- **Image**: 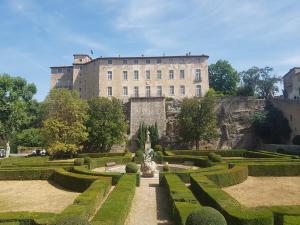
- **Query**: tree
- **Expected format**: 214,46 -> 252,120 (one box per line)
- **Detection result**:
42,89 -> 88,157
0,74 -> 38,146
251,102 -> 291,144
15,128 -> 44,147
208,60 -> 240,95
238,66 -> 280,98
178,95 -> 218,150
86,97 -> 127,152
149,122 -> 159,148
136,122 -> 148,150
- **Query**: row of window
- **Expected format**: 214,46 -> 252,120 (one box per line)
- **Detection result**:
107,69 -> 202,81
52,68 -> 72,73
107,85 -> 202,97
108,58 -> 162,65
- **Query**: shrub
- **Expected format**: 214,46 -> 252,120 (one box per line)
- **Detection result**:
134,150 -> 144,163
293,135 -> 300,145
154,151 -> 164,163
154,144 -> 163,152
125,162 -> 138,173
163,164 -> 170,172
185,207 -> 227,225
74,158 -> 84,166
83,157 -> 91,164
54,215 -> 90,225
208,153 -> 222,162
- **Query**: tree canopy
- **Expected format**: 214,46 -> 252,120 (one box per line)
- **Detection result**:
178,95 -> 218,149
0,74 -> 38,145
42,89 -> 88,157
86,97 -> 127,152
208,60 -> 240,95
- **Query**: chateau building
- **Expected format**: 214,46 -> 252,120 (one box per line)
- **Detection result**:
283,67 -> 300,100
50,54 -> 209,100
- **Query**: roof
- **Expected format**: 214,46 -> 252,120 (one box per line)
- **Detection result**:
283,67 -> 300,78
73,54 -> 93,60
49,65 -> 73,69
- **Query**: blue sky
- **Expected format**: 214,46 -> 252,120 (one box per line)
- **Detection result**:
0,0 -> 299,101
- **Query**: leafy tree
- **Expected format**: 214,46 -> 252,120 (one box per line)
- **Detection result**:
136,122 -> 147,150
15,128 -> 44,147
86,97 -> 127,152
251,102 -> 291,144
42,89 -> 88,157
208,60 -> 240,95
0,74 -> 38,145
149,122 -> 159,148
178,95 -> 218,150
238,66 -> 280,98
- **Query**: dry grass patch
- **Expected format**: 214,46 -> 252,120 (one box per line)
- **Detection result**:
0,180 -> 80,213
223,176 -> 300,207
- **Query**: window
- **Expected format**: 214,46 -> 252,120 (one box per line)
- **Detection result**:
134,86 -> 139,97
107,87 -> 112,96
107,71 -> 112,80
195,69 -> 201,82
169,70 -> 174,80
180,85 -> 185,96
169,85 -> 174,96
157,58 -> 161,64
146,70 -> 151,80
58,68 -> 62,73
67,68 -> 71,72
56,78 -> 62,88
123,71 -> 128,80
146,59 -> 151,64
146,86 -> 151,97
298,76 -> 300,82
123,59 -> 127,64
157,86 -> 162,97
134,59 -> 139,64
123,86 -> 128,96
79,66 -> 83,70
196,85 -> 201,97
157,70 -> 162,80
108,59 -> 112,64
180,70 -> 185,79
134,70 -> 139,80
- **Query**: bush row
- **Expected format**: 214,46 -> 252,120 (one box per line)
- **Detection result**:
190,174 -> 274,225
160,174 -> 201,225
163,155 -> 210,167
0,212 -> 55,225
54,179 -> 111,223
52,168 -> 111,192
89,153 -> 133,169
91,174 -> 136,225
0,168 -> 55,180
164,149 -> 246,157
77,152 -> 126,158
248,163 -> 300,176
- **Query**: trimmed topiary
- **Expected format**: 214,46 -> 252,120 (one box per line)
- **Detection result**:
74,158 -> 84,166
154,144 -> 163,152
186,207 -> 227,225
83,157 -> 91,164
162,164 -> 169,172
125,162 -> 138,173
134,150 -> 144,163
208,152 -> 223,162
54,215 -> 90,225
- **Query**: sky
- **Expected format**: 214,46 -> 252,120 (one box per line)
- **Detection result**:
0,0 -> 299,101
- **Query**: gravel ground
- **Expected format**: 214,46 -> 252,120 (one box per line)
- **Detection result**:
0,180 -> 79,213
223,176 -> 300,207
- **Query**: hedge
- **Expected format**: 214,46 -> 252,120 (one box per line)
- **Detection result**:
0,168 -> 55,180
54,179 -> 111,223
88,153 -> 133,169
283,215 -> 300,225
161,174 -> 201,225
163,155 -> 210,167
164,149 -> 246,157
248,164 -> 300,176
190,174 -> 274,225
91,174 -> 136,225
52,169 -> 111,192
204,166 -> 248,187
77,152 -> 126,158
0,212 -> 55,225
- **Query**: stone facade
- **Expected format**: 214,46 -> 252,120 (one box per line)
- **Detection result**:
50,54 -> 210,100
283,67 -> 300,100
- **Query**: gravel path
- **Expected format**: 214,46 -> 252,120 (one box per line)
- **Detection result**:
125,178 -> 173,225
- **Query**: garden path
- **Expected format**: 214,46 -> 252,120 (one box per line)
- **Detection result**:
125,178 -> 173,225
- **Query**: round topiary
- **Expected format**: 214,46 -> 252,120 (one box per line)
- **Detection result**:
54,215 -> 90,225
208,153 -> 223,162
186,207 -> 227,225
293,135 -> 300,145
74,158 -> 84,166
83,156 -> 91,164
162,164 -> 170,172
125,162 -> 138,173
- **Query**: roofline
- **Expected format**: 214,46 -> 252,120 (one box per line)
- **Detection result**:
73,54 -> 93,60
50,66 -> 73,69
283,67 -> 300,78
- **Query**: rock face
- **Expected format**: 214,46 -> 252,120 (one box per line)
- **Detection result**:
164,97 -> 266,149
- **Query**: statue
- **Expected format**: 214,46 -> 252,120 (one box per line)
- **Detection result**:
6,142 -> 10,158
140,130 -> 157,177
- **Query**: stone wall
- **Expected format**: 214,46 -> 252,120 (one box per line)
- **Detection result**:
270,99 -> 300,142
164,97 -> 266,149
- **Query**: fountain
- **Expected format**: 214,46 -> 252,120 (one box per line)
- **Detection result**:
140,131 -> 157,177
